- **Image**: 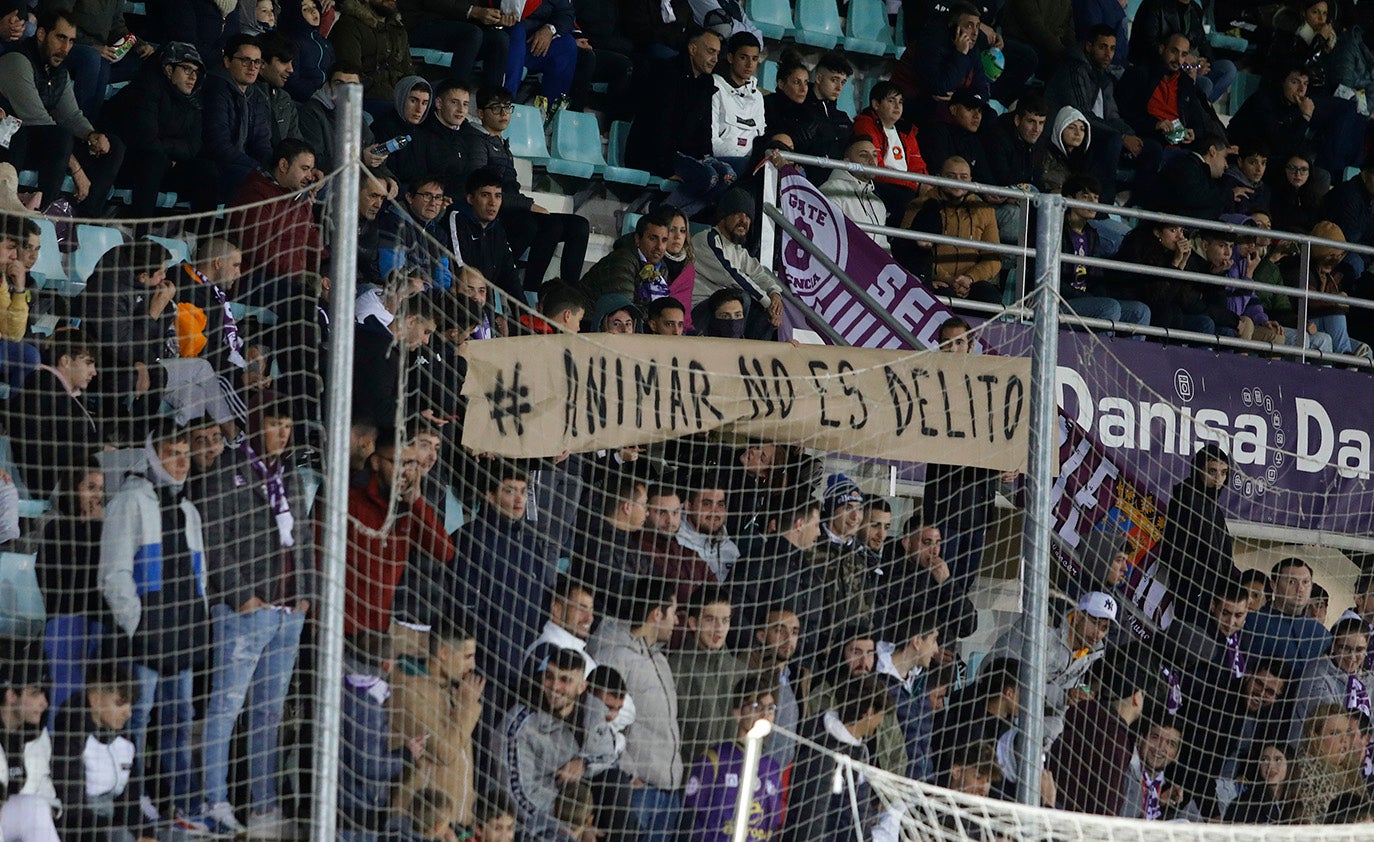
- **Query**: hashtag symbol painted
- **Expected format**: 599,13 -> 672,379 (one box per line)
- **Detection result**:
485,363 -> 532,436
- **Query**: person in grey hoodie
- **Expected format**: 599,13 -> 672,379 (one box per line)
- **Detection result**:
194,392 -> 316,836
587,577 -> 683,842
1287,615 -> 1373,745
98,421 -> 209,829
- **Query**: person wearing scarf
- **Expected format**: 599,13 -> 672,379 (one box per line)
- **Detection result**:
581,207 -> 677,305
194,392 -> 315,837
1287,616 -> 1373,746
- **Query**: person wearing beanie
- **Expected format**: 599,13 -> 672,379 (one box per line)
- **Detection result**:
193,391 -> 314,836
98,420 -> 212,832
812,474 -> 878,641
688,188 -> 784,338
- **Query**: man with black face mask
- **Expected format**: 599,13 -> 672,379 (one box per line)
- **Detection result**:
689,189 -> 784,338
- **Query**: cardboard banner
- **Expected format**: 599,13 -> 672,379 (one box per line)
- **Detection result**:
776,168 -> 1177,636
460,334 -> 1031,471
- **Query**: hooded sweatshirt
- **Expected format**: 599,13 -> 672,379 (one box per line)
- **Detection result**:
711,73 -> 765,158
99,440 -> 209,674
371,74 -> 431,183
1037,105 -> 1091,194
279,0 -> 336,101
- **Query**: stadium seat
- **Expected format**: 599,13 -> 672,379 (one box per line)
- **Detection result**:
146,234 -> 190,267
844,0 -> 896,56
760,60 -> 778,93
28,218 -> 66,289
505,104 -> 552,167
409,47 -> 454,68
621,212 -> 643,236
122,1 -> 146,13
0,552 -> 44,639
750,0 -> 794,40
859,75 -> 882,111
794,0 -> 842,48
546,109 -> 603,180
890,9 -> 906,57
838,78 -> 858,118
606,121 -> 656,186
70,224 -> 124,287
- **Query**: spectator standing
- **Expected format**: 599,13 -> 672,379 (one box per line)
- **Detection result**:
0,7 -> 125,216
98,422 -> 209,831
1158,444 -> 1238,621
674,477 -> 740,583
1241,558 -> 1332,666
669,585 -> 746,765
1048,655 -> 1147,816
873,615 -> 941,781
681,674 -> 783,842
783,675 -> 890,842
255,31 -> 304,148
195,393 -> 314,837
587,578 -> 684,842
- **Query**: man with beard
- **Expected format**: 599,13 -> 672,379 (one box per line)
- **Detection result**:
674,475 -> 739,584
1158,444 -> 1238,622
895,160 -> 1003,303
688,189 -> 784,337
876,522 -> 976,660
639,486 -> 713,626
745,606 -> 804,769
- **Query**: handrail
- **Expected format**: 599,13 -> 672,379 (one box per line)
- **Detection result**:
779,150 -> 1374,258
859,221 -> 1034,259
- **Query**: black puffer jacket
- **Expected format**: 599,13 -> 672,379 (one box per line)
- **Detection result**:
102,62 -> 204,160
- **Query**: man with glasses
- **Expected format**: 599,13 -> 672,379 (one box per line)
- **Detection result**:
379,174 -> 454,291
460,85 -> 590,293
204,33 -> 272,200
0,6 -> 124,216
104,41 -> 222,216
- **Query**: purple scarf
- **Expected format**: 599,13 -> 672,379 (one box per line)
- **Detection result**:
1161,665 -> 1183,714
1225,632 -> 1247,679
242,440 -> 294,547
1141,770 -> 1164,820
187,264 -> 246,368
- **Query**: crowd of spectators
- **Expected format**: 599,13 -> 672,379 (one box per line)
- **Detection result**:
1,0 -> 1374,841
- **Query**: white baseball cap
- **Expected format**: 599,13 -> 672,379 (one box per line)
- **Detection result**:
1078,591 -> 1119,622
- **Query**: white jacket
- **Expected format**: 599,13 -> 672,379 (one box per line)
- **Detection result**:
0,728 -> 57,806
711,74 -> 765,159
821,169 -> 891,250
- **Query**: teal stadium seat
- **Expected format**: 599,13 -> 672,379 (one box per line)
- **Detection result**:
146,235 -> 191,267
750,0 -> 794,40
890,9 -> 906,56
760,60 -> 778,92
838,77 -> 857,118
505,104 -> 552,167
28,218 -> 66,289
794,0 -> 842,48
71,224 -> 124,288
606,121 -> 656,186
844,0 -> 896,56
621,212 -> 643,236
409,48 -> 454,68
546,109 -> 604,180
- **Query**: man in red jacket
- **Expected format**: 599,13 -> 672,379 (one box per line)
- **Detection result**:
344,427 -> 454,641
229,138 -> 324,293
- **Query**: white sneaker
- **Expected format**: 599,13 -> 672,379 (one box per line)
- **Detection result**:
202,801 -> 248,835
139,795 -> 162,822
247,807 -> 300,840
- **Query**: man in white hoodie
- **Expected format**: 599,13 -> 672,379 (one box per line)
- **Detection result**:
710,31 -> 765,175
821,136 -> 891,250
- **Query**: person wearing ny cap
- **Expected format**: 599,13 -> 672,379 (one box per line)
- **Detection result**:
688,188 -> 784,338
918,86 -> 990,183
102,41 -> 223,217
990,589 -> 1116,744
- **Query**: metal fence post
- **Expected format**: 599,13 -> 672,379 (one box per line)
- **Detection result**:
761,160 -> 780,274
311,81 -> 363,842
1016,193 -> 1064,807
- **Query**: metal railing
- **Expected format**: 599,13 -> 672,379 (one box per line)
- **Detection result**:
767,152 -> 1374,369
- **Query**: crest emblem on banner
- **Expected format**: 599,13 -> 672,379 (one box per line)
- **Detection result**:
780,178 -> 849,296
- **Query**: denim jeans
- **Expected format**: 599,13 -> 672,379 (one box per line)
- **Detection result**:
43,615 -> 104,716
630,785 -> 681,842
202,604 -> 306,810
1311,314 -> 1353,354
1194,59 -> 1237,103
1062,296 -> 1151,337
130,663 -> 196,814
666,153 -> 735,217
